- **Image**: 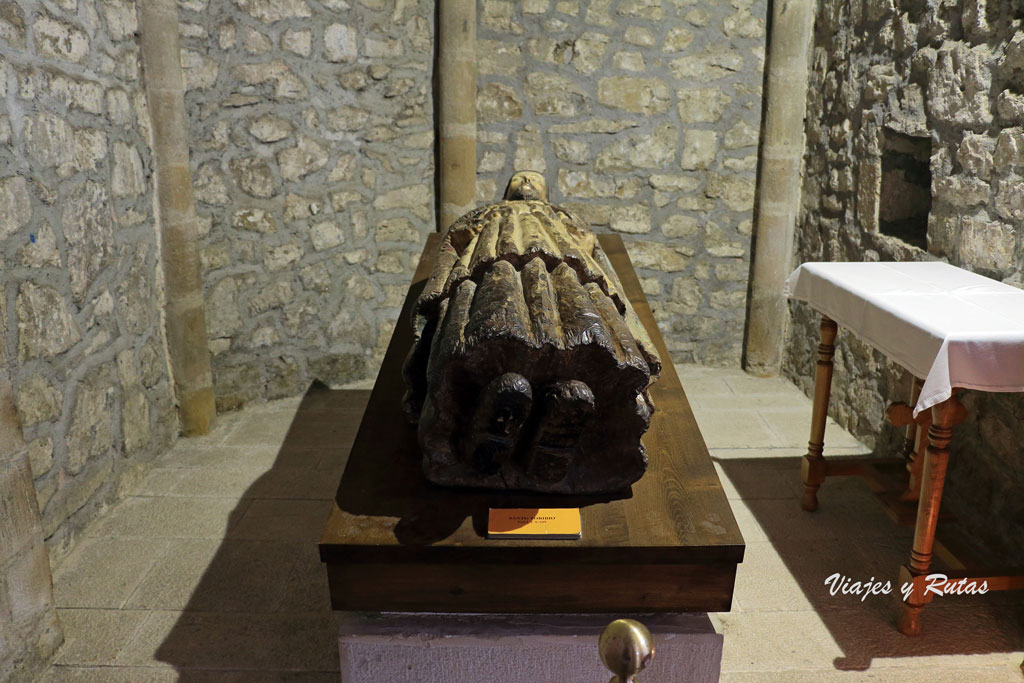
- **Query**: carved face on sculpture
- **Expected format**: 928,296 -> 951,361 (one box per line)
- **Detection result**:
503,170 -> 548,201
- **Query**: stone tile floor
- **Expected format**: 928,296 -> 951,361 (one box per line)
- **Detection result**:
38,365 -> 1024,681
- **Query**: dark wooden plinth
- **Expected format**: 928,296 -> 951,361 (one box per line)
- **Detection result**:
319,234 -> 745,613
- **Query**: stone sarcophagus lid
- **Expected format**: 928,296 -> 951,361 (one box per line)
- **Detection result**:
402,172 -> 662,494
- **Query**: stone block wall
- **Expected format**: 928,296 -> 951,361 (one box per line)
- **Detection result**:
0,0 -> 177,561
176,0 -> 435,410
474,0 -> 767,364
174,0 -> 768,409
786,0 -> 1024,560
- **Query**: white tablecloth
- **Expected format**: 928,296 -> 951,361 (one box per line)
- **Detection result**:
785,262 -> 1024,417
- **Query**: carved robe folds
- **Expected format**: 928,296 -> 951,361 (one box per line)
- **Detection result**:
402,172 -> 662,494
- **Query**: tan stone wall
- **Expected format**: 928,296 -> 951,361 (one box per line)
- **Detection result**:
474,0 -> 767,364
0,0 -> 178,560
176,0 -> 767,407
786,0 -> 1024,560
0,0 -> 177,673
176,0 -> 434,409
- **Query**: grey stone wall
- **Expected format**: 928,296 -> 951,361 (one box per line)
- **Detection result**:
786,0 -> 1024,561
0,0 -> 178,561
176,0 -> 435,410
474,0 -> 767,364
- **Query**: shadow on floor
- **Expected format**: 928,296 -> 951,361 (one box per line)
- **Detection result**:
153,384 -> 371,682
150,377 -> 628,680
716,454 -> 1024,672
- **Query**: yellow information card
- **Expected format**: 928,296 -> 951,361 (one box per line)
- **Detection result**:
487,508 -> 582,540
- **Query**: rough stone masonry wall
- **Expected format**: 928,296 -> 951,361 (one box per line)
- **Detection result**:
474,0 -> 767,364
0,0 -> 178,563
785,0 -> 1024,561
176,0 -> 434,410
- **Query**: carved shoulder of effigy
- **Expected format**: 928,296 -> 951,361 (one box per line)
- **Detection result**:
402,171 -> 662,494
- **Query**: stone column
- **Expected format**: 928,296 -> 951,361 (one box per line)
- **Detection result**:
138,0 -> 216,434
437,0 -> 477,231
743,0 -> 816,376
0,377 -> 63,681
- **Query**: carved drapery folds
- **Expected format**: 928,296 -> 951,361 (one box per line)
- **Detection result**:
403,172 -> 661,494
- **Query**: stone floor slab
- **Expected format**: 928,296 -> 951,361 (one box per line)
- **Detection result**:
725,498 -> 770,544
38,665 -> 179,682
675,364 -> 735,396
248,465 -> 345,499
226,498 -> 332,543
758,407 -> 866,450
158,444 -> 284,471
116,610 -> 339,672
689,409 -> 781,449
713,459 -> 804,501
721,668 -> 1021,682
741,494 -> 898,544
225,412 -> 359,454
821,602 -> 1024,671
189,411 -> 247,448
731,541 -> 815,613
712,445 -> 871,460
136,540 -> 302,613
219,411 -> 302,451
722,371 -> 804,397
689,392 -> 814,411
734,537 -> 877,613
85,496 -> 248,540
129,468 -> 188,496
53,538 -> 168,609
169,467 -> 269,499
53,609 -> 150,666
714,610 -> 844,672
121,539 -> 219,610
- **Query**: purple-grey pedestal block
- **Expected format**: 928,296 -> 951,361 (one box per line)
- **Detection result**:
337,612 -> 722,682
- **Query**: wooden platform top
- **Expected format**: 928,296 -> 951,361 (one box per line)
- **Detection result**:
320,233 -> 743,572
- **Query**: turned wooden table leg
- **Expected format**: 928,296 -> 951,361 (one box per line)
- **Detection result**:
897,395 -> 966,636
903,377 -> 924,459
801,316 -> 837,512
887,380 -> 932,503
903,388 -> 931,502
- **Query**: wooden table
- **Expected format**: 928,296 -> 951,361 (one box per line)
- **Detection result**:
319,234 -> 744,614
788,262 -> 1024,636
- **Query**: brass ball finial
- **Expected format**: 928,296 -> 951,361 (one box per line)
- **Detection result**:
599,619 -> 654,682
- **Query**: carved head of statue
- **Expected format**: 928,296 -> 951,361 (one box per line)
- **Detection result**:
503,170 -> 547,202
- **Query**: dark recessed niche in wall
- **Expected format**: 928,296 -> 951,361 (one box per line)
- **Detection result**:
878,128 -> 932,250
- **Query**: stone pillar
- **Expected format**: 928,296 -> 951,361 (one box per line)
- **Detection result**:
437,0 -> 477,231
743,0 -> 816,376
0,378 -> 63,681
138,0 -> 216,434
